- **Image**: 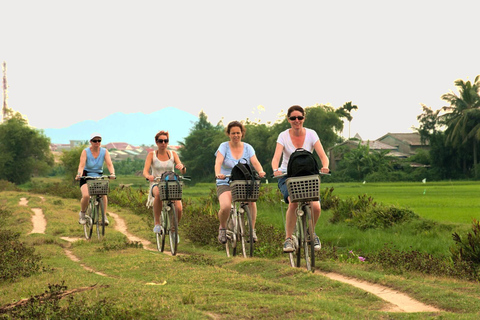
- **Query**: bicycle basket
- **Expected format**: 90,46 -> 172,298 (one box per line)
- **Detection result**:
286,175 -> 320,202
87,180 -> 110,195
231,180 -> 260,202
158,181 -> 183,201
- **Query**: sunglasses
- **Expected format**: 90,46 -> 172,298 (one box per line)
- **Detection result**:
156,139 -> 169,144
91,139 -> 102,143
289,116 -> 304,121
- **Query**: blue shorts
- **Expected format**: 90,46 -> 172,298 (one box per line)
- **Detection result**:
278,176 -> 290,204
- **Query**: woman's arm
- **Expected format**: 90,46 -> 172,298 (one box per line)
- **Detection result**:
250,155 -> 266,178
313,140 -> 330,173
143,152 -> 154,181
215,152 -> 226,179
76,150 -> 87,179
172,151 -> 187,174
271,143 -> 284,176
104,150 -> 115,176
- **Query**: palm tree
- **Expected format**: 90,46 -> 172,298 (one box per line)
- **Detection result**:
339,101 -> 358,139
440,76 -> 480,176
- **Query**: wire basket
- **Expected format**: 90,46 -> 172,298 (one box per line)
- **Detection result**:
87,180 -> 110,195
231,180 -> 260,202
286,175 -> 320,202
158,181 -> 183,200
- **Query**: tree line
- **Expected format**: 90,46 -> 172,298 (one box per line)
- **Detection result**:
2,75 -> 480,185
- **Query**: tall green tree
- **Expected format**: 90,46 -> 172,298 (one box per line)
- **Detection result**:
441,76 -> 480,176
60,145 -> 87,182
0,114 -> 54,184
179,111 -> 224,182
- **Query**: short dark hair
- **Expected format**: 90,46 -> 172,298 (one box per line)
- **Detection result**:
226,121 -> 246,138
287,105 -> 305,117
155,130 -> 169,142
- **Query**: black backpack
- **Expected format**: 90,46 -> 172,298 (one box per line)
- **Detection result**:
287,148 -> 319,178
229,159 -> 259,198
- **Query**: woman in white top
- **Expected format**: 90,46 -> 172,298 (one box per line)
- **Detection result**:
143,130 -> 187,234
271,105 -> 330,253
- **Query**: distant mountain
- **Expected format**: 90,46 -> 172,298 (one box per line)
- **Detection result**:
44,107 -> 198,146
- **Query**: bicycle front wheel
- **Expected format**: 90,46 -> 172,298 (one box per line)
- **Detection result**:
168,204 -> 178,256
98,198 -> 105,238
226,209 -> 237,257
84,203 -> 93,240
242,206 -> 254,257
295,218 -> 302,268
303,206 -> 315,272
158,208 -> 167,252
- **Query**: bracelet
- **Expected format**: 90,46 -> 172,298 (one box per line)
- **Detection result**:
273,169 -> 279,172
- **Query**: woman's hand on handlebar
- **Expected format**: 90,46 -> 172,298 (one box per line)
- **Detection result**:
216,173 -> 226,180
320,167 -> 330,174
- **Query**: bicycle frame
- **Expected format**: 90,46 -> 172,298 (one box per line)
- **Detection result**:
226,201 -> 253,258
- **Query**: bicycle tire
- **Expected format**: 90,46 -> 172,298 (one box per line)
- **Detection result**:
169,204 -> 178,255
238,211 -> 246,258
243,206 -> 254,257
84,203 -> 93,240
295,217 -> 302,268
88,199 -> 95,240
303,205 -> 315,272
226,209 -> 236,257
99,197 -> 105,238
159,208 -> 167,252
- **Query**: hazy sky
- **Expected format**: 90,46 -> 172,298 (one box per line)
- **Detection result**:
2,1 -> 479,140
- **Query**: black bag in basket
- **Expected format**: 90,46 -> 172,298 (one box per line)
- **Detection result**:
229,159 -> 259,198
287,148 -> 319,178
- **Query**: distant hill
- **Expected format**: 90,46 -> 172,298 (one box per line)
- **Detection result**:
44,107 -> 198,146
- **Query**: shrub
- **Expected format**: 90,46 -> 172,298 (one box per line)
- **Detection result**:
0,179 -> 19,192
0,229 -> 42,282
450,219 -> 480,278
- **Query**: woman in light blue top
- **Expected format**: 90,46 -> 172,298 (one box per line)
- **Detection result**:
76,133 -> 115,226
214,121 -> 266,244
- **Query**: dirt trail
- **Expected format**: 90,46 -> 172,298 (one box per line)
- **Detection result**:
19,197 -> 441,313
19,197 -> 47,234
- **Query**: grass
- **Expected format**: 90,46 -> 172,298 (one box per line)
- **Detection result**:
2,180 -> 480,318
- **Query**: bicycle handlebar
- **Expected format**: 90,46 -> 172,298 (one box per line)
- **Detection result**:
271,171 -> 331,179
146,175 -> 191,182
77,175 -> 116,180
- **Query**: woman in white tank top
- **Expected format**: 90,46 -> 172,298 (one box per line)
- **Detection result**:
143,130 -> 187,234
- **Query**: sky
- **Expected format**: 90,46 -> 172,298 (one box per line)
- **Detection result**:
1,0 -> 479,141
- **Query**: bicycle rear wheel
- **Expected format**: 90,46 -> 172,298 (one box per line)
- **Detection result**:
241,206 -> 254,257
168,204 -> 178,255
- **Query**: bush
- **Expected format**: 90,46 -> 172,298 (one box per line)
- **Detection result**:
0,179 -> 19,192
450,218 -> 480,278
0,229 -> 42,282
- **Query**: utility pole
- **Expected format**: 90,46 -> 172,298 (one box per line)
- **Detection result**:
2,61 -> 9,123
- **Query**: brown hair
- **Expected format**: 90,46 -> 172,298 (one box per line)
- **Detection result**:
287,105 -> 305,117
226,121 -> 246,138
155,130 -> 169,142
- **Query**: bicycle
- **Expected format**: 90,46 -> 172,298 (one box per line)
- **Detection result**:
274,172 -> 328,272
81,175 -> 115,240
224,177 -> 260,258
149,175 -> 190,255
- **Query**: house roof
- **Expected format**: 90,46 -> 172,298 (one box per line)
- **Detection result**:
376,133 -> 424,146
104,142 -> 137,150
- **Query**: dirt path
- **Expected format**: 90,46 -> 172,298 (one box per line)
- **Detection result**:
19,197 -> 47,234
19,198 -> 441,313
